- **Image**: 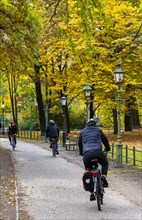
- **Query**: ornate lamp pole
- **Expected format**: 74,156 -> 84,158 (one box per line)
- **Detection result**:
61,96 -> 67,147
114,63 -> 125,167
83,85 -> 92,123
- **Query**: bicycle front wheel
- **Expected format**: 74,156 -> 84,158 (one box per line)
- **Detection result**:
11,137 -> 16,151
96,176 -> 102,211
52,143 -> 56,157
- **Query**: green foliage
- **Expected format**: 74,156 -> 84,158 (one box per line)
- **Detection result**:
69,102 -> 86,129
0,0 -> 141,130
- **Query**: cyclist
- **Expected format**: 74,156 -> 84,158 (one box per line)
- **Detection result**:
46,120 -> 59,155
8,121 -> 18,146
78,118 -> 110,201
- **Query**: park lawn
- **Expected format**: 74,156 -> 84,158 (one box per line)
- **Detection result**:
106,130 -> 142,151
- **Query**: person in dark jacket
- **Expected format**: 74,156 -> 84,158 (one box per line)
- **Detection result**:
8,121 -> 18,145
46,120 -> 59,154
78,118 -> 110,201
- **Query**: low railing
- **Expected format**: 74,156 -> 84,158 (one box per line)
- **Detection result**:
110,143 -> 142,167
17,130 -> 45,140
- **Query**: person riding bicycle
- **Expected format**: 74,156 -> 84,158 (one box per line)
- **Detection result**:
8,121 -> 18,146
78,118 -> 110,201
46,120 -> 59,155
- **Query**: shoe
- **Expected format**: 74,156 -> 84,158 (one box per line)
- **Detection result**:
90,193 -> 96,201
50,145 -> 52,148
101,176 -> 108,188
56,150 -> 59,155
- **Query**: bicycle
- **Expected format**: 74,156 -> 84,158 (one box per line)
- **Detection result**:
51,137 -> 58,157
11,134 -> 16,151
90,159 -> 105,211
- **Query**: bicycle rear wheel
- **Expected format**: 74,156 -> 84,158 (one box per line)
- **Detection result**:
96,176 -> 102,211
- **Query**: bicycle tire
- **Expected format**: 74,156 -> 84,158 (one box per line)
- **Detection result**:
101,190 -> 103,205
52,143 -> 56,157
96,176 -> 102,211
11,137 -> 16,151
101,184 -> 104,205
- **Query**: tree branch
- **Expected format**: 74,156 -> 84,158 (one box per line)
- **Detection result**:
49,0 -> 61,22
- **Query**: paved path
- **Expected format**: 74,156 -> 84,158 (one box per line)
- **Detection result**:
0,138 -> 141,220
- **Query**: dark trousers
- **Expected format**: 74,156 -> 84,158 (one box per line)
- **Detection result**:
83,150 -> 109,175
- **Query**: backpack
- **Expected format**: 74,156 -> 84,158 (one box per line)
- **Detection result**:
82,170 -> 94,192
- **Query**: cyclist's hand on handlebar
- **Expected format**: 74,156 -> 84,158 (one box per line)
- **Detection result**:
103,150 -> 108,156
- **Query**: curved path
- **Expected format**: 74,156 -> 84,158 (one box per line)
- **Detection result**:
0,138 -> 141,220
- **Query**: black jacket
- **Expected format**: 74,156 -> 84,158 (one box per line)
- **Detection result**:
78,125 -> 110,156
8,124 -> 17,135
46,122 -> 59,138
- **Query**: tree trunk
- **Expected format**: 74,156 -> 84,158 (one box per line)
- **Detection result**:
124,100 -> 133,131
131,108 -> 141,128
124,84 -> 135,131
112,108 -> 117,134
90,95 -> 94,118
124,112 -> 132,131
34,64 -> 45,134
66,104 -> 70,133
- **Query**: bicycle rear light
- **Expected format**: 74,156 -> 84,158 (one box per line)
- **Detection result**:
91,171 -> 99,177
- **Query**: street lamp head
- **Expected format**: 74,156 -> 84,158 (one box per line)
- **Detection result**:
1,101 -> 5,109
61,96 -> 67,107
83,85 -> 92,99
114,63 -> 124,84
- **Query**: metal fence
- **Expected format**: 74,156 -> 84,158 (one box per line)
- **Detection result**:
110,143 -> 142,167
17,130 -> 45,140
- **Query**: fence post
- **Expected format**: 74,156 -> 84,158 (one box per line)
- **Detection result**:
126,145 -> 128,163
133,146 -> 136,166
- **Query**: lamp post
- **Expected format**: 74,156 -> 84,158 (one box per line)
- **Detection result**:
83,85 -> 92,122
1,101 -> 5,135
29,97 -> 34,139
114,63 -> 125,167
61,96 -> 67,147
